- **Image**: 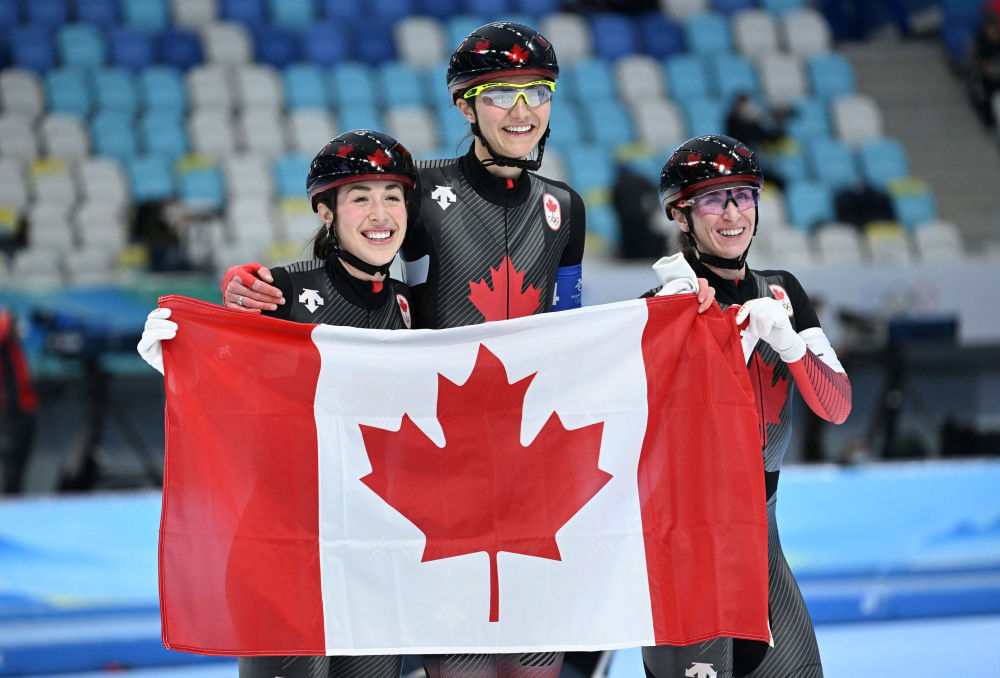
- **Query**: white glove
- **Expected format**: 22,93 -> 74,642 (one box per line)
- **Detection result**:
735,297 -> 806,363
651,253 -> 699,295
137,307 -> 177,375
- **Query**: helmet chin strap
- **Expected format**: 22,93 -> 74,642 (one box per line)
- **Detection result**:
327,225 -> 392,278
683,208 -> 759,271
471,118 -> 550,171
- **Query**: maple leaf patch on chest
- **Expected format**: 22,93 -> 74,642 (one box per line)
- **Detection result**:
467,255 -> 542,322
359,344 -> 610,622
395,293 -> 412,328
543,193 -> 561,230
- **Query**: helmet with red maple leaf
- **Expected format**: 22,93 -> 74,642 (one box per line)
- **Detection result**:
446,21 -> 559,101
659,134 -> 764,270
306,129 -> 418,213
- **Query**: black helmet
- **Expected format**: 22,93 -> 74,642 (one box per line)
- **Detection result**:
658,134 -> 763,209
306,129 -> 417,212
446,22 -> 559,101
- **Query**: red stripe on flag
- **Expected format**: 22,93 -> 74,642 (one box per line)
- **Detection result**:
158,297 -> 326,655
637,296 -> 770,645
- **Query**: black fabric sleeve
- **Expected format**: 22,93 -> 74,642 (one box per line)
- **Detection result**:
549,180 -> 585,268
261,266 -> 293,321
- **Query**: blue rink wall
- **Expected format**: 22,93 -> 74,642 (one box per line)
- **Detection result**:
1,459 -> 999,677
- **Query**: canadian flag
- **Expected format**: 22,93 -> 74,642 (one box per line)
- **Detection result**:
158,295 -> 768,656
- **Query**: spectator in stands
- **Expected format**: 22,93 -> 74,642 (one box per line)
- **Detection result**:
725,92 -> 789,190
967,0 -> 1000,127
641,134 -> 852,678
132,198 -> 194,272
612,162 -> 669,260
834,179 -> 895,230
0,308 -> 38,494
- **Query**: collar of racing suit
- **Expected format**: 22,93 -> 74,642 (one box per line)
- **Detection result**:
324,251 -> 393,309
460,144 -> 532,208
691,258 -> 760,307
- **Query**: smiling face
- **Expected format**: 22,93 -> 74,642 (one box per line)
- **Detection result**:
317,180 -> 408,277
456,74 -> 553,173
672,181 -> 758,273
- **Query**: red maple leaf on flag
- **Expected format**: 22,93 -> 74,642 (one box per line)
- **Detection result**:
336,144 -> 353,158
468,256 -> 542,322
507,44 -> 529,63
368,148 -> 390,167
359,345 -> 610,623
748,355 -> 788,446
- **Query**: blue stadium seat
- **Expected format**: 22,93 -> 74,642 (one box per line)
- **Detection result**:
784,96 -> 831,143
139,110 -> 188,159
665,54 -> 709,100
683,12 -> 731,56
888,178 -> 936,230
681,96 -> 726,136
57,24 -> 107,70
93,67 -> 138,116
705,53 -> 758,101
420,0 -> 461,20
424,61 -> 453,112
437,107 -> 471,151
254,25 -> 301,68
268,0 -> 314,29
128,154 -> 175,201
109,27 -> 154,72
25,0 -> 67,30
370,0 -> 416,25
858,136 -> 909,189
0,0 -> 20,36
760,0 -> 806,14
590,13 -> 639,61
356,19 -> 396,64
510,0 -> 559,17
273,153 -> 312,199
11,25 -> 57,73
446,15 -> 485,55
565,57 -> 617,103
300,22 -> 348,67
329,61 -> 378,108
462,0 -> 509,17
764,140 -> 807,185
807,52 -> 855,100
138,65 -> 187,114
547,103 -> 585,147
335,103 -> 383,132
637,12 -> 684,58
74,0 -> 120,30
563,144 -> 615,195
804,137 -> 859,191
580,98 -> 634,148
157,27 -> 203,70
377,61 -> 425,108
178,166 -> 225,209
220,0 -> 267,30
283,63 -> 330,110
586,203 -> 620,249
712,0 -> 755,16
45,67 -> 92,117
91,111 -> 138,161
784,179 -> 835,231
120,0 -> 168,31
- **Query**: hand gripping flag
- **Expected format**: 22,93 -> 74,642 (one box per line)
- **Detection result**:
157,294 -> 769,656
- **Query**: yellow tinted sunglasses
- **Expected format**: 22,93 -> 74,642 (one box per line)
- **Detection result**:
462,80 -> 556,108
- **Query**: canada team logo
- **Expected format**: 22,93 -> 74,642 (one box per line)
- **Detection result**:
542,193 -> 561,230
396,294 -> 412,328
768,284 -> 794,316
